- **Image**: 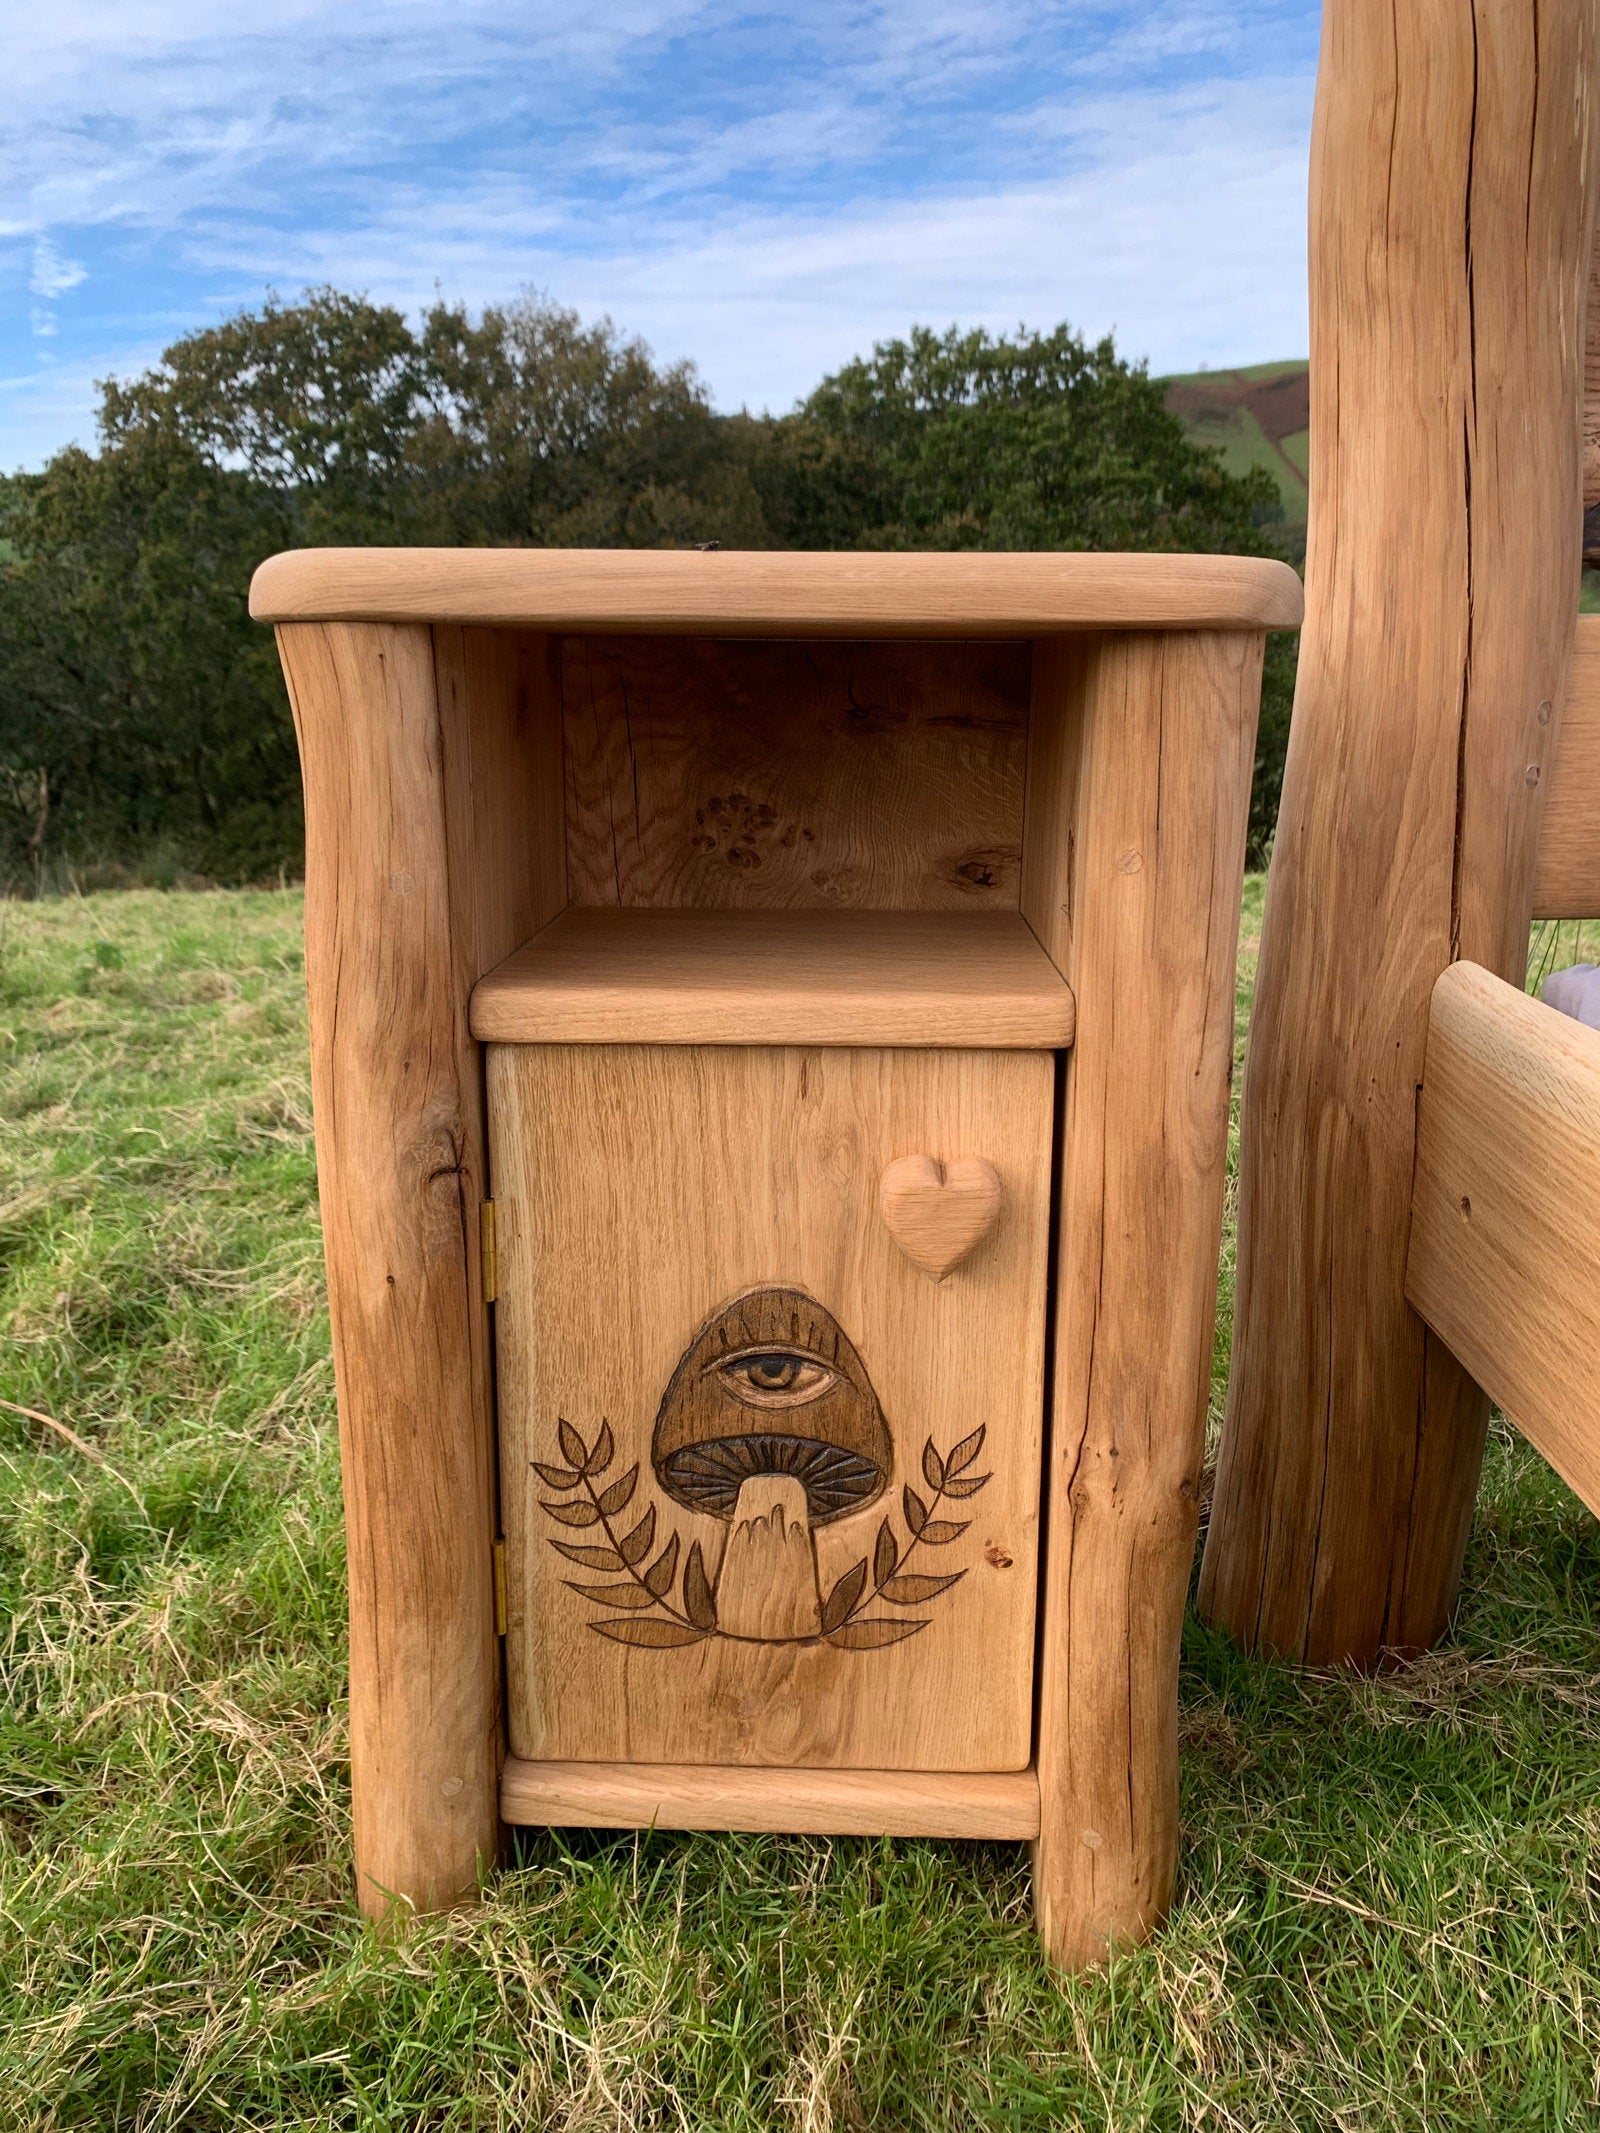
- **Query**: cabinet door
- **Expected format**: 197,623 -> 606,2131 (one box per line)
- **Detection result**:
490,1044 -> 1054,1772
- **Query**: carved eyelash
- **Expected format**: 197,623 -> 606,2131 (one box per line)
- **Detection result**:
707,1344 -> 835,1375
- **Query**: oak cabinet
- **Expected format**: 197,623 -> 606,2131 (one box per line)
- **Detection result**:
255,546 -> 1299,1967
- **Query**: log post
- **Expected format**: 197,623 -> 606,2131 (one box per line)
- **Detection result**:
280,621 -> 562,1915
1199,0 -> 1600,1666
1025,629 -> 1262,1966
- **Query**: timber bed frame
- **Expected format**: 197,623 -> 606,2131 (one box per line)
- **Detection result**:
251,547 -> 1298,1972
1197,1 -> 1600,1668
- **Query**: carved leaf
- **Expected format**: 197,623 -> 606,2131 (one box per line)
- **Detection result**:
917,1518 -> 970,1546
588,1421 -> 614,1474
683,1541 -> 717,1630
590,1618 -> 710,1648
532,1461 -> 581,1491
542,1498 -> 601,1527
902,1486 -> 928,1537
922,1440 -> 946,1491
943,1472 -> 991,1499
824,1618 -> 928,1649
872,1519 -> 898,1587
596,1465 -> 639,1517
618,1505 -> 657,1567
558,1418 -> 587,1469
550,1540 -> 625,1571
565,1581 -> 660,1609
946,1426 -> 986,1475
821,1560 -> 868,1633
643,1532 -> 680,1598
882,1572 -> 964,1604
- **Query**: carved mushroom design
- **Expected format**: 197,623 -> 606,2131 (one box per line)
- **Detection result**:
651,1286 -> 892,1640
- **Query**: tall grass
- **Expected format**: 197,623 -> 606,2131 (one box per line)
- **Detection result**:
2,887 -> 1599,2129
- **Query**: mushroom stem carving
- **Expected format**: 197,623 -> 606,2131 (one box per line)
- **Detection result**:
715,1476 -> 821,1639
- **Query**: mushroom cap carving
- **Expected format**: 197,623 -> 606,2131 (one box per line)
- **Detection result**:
650,1287 -> 892,1525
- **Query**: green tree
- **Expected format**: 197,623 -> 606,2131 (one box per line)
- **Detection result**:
0,299 -> 1297,886
755,324 -> 1295,855
100,287 -> 764,549
0,290 -> 757,885
756,323 -> 1284,556
99,288 -> 425,538
406,299 -> 767,548
0,437 -> 298,886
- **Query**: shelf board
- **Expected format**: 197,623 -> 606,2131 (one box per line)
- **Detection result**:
501,1756 -> 1041,1839
469,908 -> 1076,1048
250,545 -> 1303,634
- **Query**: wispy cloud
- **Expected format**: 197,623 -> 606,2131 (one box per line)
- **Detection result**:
0,1 -> 1319,465
27,236 -> 88,339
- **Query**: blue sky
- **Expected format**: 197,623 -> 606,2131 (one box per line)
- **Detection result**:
2,1 -> 1320,471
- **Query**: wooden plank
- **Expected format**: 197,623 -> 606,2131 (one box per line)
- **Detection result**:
1534,616 -> 1600,920
276,619 -> 563,1920
1201,0 -> 1600,1668
1407,961 -> 1600,1518
1583,218 -> 1600,551
561,635 -> 1029,912
489,1044 -> 1053,1774
1022,629 -> 1260,1968
501,1757 -> 1041,1839
470,909 -> 1076,1048
249,547 -> 1304,635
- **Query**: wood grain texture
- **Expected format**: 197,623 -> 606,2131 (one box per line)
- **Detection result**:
250,547 -> 1305,634
1585,219 -> 1600,528
561,635 -> 1029,911
278,619 -> 563,1918
489,1044 -> 1053,1773
501,1757 -> 1041,1838
469,908 -> 1076,1048
1022,629 -> 1260,1969
1534,615 -> 1600,919
1201,0 -> 1600,1668
1407,962 -> 1600,1519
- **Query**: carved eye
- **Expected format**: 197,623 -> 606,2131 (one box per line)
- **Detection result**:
713,1349 -> 839,1408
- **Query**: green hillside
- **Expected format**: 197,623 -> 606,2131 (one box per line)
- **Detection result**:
1163,359 -> 1309,527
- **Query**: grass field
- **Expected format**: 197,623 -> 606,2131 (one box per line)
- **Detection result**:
1161,364 -> 1311,530
4,887 -> 1600,2130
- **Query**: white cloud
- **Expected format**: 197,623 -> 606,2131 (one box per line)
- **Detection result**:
0,4 -> 1317,462
167,70 -> 1310,411
30,237 -> 87,301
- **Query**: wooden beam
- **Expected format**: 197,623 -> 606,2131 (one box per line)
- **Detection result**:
501,1759 -> 1041,1840
249,548 -> 1303,637
1534,615 -> 1600,920
1023,629 -> 1260,1968
1407,962 -> 1600,1519
1583,220 -> 1600,560
1200,0 -> 1600,1666
279,621 -> 563,1919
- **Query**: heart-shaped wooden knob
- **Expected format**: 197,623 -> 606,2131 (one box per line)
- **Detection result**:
878,1155 -> 1002,1281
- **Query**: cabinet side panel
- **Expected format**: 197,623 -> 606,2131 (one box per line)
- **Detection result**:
281,621 -> 502,1916
435,627 -> 566,964
1027,629 -> 1260,1967
492,1043 -> 1052,1772
278,621 -> 567,1919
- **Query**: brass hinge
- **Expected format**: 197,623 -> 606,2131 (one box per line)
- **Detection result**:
493,1538 -> 508,1637
480,1199 -> 498,1303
